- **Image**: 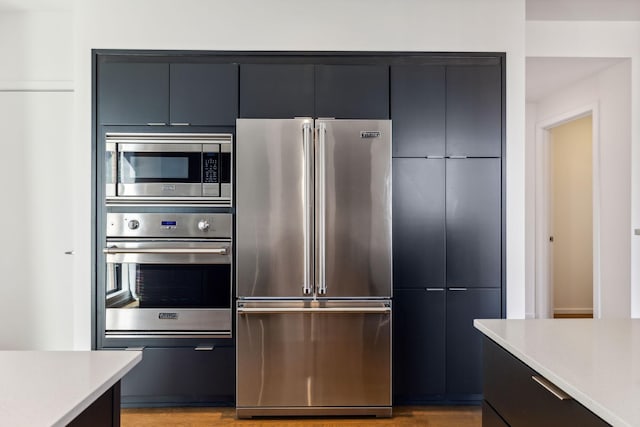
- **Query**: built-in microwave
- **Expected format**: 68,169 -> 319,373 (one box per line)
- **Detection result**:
105,132 -> 232,205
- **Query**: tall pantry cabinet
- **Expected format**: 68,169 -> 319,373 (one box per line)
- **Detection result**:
391,60 -> 504,402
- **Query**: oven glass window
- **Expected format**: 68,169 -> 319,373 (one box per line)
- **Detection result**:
106,263 -> 230,309
120,152 -> 201,183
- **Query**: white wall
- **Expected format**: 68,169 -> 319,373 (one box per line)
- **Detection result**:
528,59 -> 632,318
527,20 -> 640,317
0,11 -> 75,349
525,102 -> 537,318
72,0 -> 527,349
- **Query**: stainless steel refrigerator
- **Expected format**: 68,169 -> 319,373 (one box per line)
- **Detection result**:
235,118 -> 392,418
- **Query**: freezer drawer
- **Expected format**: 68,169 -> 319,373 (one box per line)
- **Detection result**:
236,300 -> 391,416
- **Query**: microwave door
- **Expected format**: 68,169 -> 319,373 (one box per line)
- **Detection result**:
117,142 -> 203,198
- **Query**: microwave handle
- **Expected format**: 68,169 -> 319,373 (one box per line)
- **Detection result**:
103,247 -> 228,255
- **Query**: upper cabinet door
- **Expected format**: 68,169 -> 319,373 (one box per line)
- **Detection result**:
98,62 -> 169,125
239,64 -> 314,118
315,65 -> 389,119
390,65 -> 445,157
446,65 -> 502,157
170,63 -> 238,126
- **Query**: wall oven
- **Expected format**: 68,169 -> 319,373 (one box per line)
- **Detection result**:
105,133 -> 232,205
104,212 -> 232,338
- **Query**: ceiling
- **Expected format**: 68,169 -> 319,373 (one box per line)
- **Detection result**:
1,0 -> 640,18
526,0 -> 640,21
526,57 -> 626,102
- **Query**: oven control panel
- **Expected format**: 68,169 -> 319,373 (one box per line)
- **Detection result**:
106,213 -> 232,239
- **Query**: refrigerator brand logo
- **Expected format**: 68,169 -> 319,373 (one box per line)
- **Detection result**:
360,131 -> 381,139
158,312 -> 179,320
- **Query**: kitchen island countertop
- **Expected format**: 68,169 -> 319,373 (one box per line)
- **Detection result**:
0,350 -> 141,426
474,318 -> 640,427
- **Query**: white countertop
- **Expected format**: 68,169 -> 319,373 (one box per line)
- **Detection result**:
474,319 -> 640,427
0,350 -> 141,427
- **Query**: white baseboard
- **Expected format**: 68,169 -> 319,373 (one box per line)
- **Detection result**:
0,80 -> 74,92
554,307 -> 593,315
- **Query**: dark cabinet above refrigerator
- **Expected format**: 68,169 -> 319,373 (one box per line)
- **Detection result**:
239,63 -> 389,119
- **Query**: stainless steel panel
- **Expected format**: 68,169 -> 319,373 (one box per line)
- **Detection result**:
106,132 -> 232,144
236,118 -> 313,298
236,407 -> 391,419
106,213 -> 232,238
117,142 -> 202,153
105,142 -> 116,197
104,240 -> 231,264
236,300 -> 391,409
106,307 -> 231,333
117,182 -> 203,198
317,119 -> 392,298
203,183 -> 220,197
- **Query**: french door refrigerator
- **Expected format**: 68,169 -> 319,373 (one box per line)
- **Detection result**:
235,118 -> 392,418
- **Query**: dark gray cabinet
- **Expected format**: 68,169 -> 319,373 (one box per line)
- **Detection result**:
446,65 -> 502,157
98,62 -> 169,125
446,158 -> 501,288
390,65 -> 445,157
315,64 -> 389,119
446,288 -> 501,398
239,64 -> 314,118
98,62 -> 238,125
240,63 -> 389,119
392,158 -> 445,288
120,346 -> 235,405
483,338 -> 609,427
393,289 -> 446,400
169,63 -> 238,125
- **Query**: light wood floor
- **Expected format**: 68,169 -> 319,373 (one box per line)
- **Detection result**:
122,406 -> 481,426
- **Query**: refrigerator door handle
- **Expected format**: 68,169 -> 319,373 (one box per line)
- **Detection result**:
302,121 -> 313,295
317,122 -> 327,295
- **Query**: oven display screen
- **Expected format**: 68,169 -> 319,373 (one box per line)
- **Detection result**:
161,221 -> 177,226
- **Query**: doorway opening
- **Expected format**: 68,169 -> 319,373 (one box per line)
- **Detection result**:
549,115 -> 593,318
535,104 -> 600,319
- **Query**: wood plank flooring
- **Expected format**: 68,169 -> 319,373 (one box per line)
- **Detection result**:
122,406 -> 481,426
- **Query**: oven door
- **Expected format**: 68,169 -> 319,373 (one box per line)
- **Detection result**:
104,240 -> 232,338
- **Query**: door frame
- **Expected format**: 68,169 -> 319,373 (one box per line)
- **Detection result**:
535,103 -> 601,319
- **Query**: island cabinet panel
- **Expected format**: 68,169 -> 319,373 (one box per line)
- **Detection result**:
390,65 -> 446,157
169,63 -> 238,126
483,338 -> 609,427
392,158 -> 445,288
120,346 -> 235,405
98,62 -> 169,125
446,288 -> 501,398
482,401 -> 509,427
239,63 -> 315,118
68,382 -> 120,427
315,64 -> 389,119
446,64 -> 502,157
393,289 -> 446,400
446,158 -> 501,288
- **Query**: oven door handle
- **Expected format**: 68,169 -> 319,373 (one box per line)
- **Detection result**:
103,247 -> 228,255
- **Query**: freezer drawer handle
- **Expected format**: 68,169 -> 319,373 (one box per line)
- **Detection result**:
237,307 -> 391,314
531,375 -> 572,401
103,247 -> 228,255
